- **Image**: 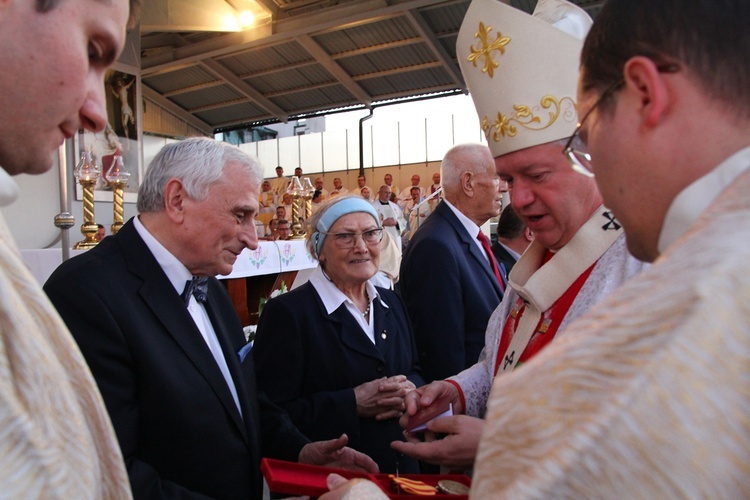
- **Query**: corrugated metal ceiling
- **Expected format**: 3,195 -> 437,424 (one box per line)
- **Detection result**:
141,0 -> 606,135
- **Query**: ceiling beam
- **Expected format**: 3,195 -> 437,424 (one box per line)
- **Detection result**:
330,36 -> 423,59
143,32 -> 288,121
351,61 -> 444,81
163,80 -> 224,97
370,83 -> 461,102
263,80 -> 339,98
403,8 -> 463,87
236,60 -> 318,79
295,34 -> 373,105
252,0 -> 286,17
200,58 -> 290,121
188,97 -> 251,113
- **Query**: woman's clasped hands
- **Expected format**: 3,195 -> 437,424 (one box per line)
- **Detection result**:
354,375 -> 415,421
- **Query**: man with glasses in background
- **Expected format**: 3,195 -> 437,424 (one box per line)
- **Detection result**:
276,219 -> 292,240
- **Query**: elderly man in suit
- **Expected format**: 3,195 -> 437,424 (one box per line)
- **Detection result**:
398,143 -> 505,382
44,138 -> 376,499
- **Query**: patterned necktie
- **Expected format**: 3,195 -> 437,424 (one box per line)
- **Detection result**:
477,231 -> 505,292
181,276 -> 209,304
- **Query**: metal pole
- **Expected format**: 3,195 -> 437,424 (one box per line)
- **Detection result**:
358,109 -> 373,177
53,139 -> 77,261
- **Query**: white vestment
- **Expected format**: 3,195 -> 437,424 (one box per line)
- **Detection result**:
270,176 -> 289,196
404,199 -> 432,241
451,206 -> 645,417
372,199 -> 406,252
0,172 -> 131,498
471,168 -> 750,497
259,190 -> 276,213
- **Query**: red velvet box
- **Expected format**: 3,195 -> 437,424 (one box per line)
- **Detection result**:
261,458 -> 471,499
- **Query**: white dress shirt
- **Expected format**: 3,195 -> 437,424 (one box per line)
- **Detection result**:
442,198 -> 488,262
309,266 -> 389,344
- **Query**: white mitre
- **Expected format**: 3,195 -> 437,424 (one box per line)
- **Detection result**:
457,0 -> 592,157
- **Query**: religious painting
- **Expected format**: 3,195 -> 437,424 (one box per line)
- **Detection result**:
76,65 -> 142,203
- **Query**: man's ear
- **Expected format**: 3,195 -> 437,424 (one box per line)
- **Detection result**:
461,171 -> 475,198
622,56 -> 670,129
164,178 -> 187,223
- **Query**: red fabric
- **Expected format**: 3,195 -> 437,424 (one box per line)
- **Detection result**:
445,379 -> 466,415
261,458 -> 471,498
477,231 -> 505,292
493,260 -> 596,376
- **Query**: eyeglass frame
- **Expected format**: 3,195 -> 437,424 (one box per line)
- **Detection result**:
563,63 -> 680,177
320,228 -> 384,249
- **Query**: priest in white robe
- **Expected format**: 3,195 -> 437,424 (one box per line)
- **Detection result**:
371,185 -> 406,252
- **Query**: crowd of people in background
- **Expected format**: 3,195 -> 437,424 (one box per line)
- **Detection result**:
258,166 -> 446,246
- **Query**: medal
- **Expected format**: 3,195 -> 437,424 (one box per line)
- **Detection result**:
437,479 -> 470,495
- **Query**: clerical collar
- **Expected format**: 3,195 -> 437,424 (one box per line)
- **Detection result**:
659,145 -> 750,254
379,200 -> 389,205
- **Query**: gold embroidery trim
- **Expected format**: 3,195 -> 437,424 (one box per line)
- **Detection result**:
467,22 -> 510,78
481,96 -> 577,142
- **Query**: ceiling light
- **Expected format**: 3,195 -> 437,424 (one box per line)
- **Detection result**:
238,10 -> 255,29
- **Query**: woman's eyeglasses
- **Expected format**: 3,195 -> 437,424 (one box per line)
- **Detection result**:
324,229 -> 383,248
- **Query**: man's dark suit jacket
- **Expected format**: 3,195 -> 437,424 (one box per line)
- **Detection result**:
398,201 -> 504,382
491,241 -> 518,282
44,219 -> 308,500
253,282 -> 424,473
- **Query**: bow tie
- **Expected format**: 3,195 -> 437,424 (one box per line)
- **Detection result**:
181,276 -> 209,304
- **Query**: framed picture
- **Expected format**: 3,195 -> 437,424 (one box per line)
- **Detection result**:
76,64 -> 142,203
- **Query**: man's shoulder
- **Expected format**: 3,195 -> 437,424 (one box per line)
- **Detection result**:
402,215 -> 461,266
409,207 -> 455,240
46,238 -> 126,286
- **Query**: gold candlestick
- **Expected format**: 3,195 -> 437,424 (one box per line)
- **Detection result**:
301,177 -> 315,221
73,150 -> 101,249
106,154 -> 130,235
287,177 -> 305,239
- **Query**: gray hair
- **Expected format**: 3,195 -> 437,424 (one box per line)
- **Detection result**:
137,137 -> 263,213
440,143 -> 494,197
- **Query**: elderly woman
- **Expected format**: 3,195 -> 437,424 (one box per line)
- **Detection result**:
253,195 -> 424,473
